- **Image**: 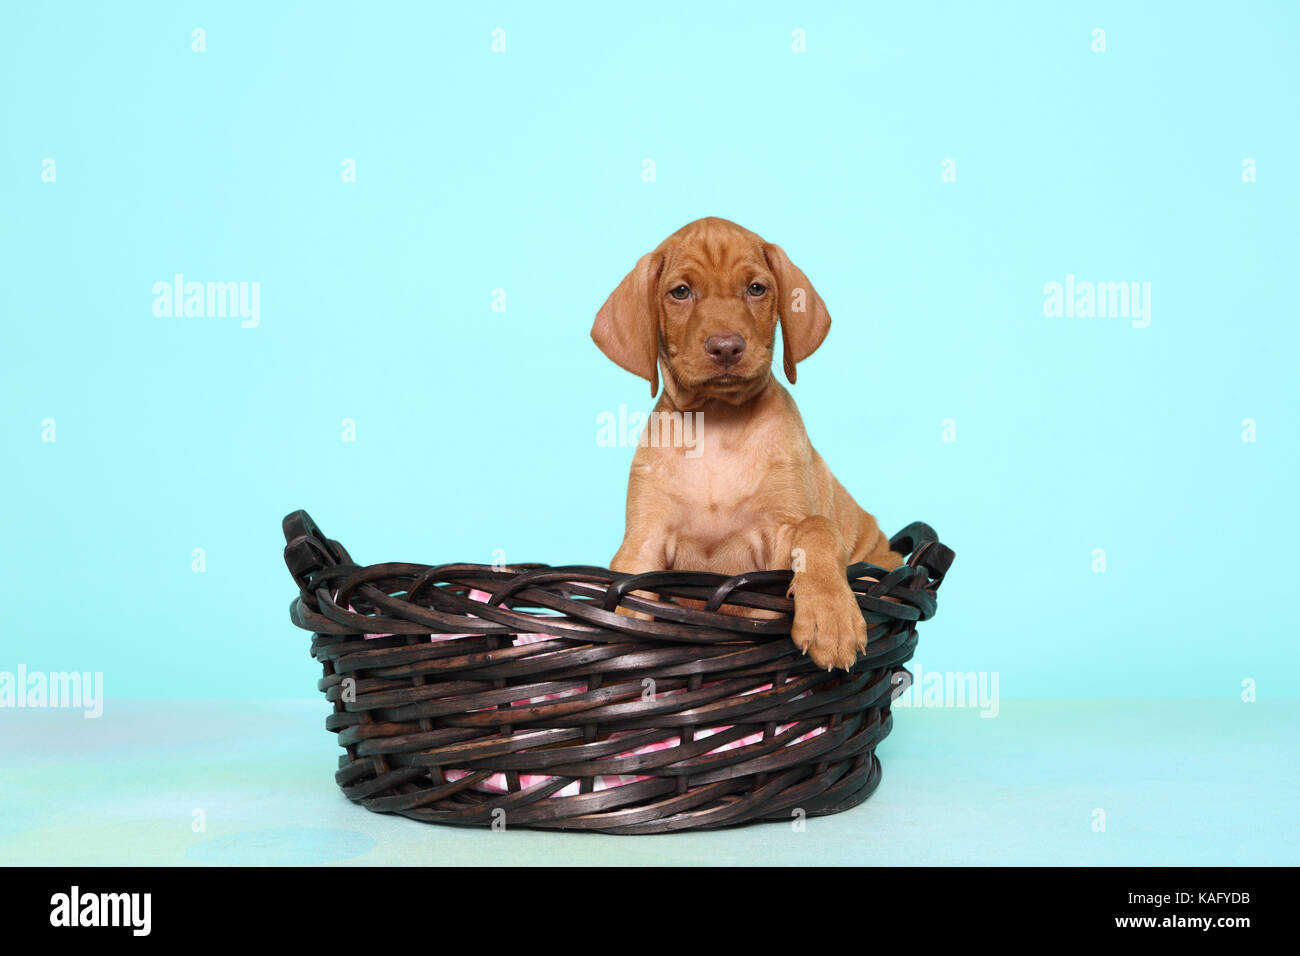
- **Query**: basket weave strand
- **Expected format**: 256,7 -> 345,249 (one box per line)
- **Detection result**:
282,510 -> 953,833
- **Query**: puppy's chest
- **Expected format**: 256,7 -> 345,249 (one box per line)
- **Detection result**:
636,426 -> 801,568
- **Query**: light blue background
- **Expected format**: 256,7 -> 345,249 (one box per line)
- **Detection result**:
3,0 -> 1296,707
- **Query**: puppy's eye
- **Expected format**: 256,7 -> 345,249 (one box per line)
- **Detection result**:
669,284 -> 691,300
747,282 -> 767,296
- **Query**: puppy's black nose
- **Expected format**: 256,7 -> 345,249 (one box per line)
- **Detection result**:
705,333 -> 746,368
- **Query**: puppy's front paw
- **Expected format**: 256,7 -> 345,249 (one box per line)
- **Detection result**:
790,581 -> 868,672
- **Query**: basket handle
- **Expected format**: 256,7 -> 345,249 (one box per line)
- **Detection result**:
889,521 -> 955,582
282,510 -> 349,591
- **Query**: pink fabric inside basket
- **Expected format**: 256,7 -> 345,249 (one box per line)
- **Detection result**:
357,589 -> 823,796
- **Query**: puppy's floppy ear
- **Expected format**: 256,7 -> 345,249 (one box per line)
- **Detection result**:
591,251 -> 664,397
763,242 -> 831,384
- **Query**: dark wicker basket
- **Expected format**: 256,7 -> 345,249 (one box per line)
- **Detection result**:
282,510 -> 953,834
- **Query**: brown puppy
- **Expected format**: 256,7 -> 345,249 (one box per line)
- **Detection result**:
591,217 -> 904,671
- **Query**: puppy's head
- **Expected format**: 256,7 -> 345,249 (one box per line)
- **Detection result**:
591,217 -> 831,401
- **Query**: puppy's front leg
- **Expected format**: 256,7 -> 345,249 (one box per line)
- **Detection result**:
786,515 -> 868,671
610,533 -> 665,622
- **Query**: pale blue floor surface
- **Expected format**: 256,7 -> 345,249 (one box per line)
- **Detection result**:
2,699 -> 1296,865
